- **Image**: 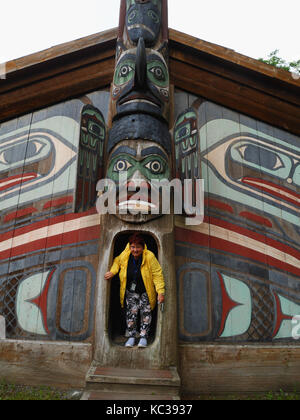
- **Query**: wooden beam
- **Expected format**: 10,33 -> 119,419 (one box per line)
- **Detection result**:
169,28 -> 300,137
170,59 -> 300,135
0,58 -> 115,121
0,29 -> 117,123
0,27 -> 299,138
169,28 -> 300,94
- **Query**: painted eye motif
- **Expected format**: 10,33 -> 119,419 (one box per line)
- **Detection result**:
0,137 -> 51,171
113,159 -> 133,172
147,59 -> 169,88
160,88 -> 169,99
145,159 -> 164,174
119,64 -> 134,79
128,10 -> 137,23
237,144 -> 285,171
0,139 -> 46,165
147,10 -> 159,23
149,66 -> 165,82
175,124 -> 191,144
179,126 -> 190,139
87,121 -> 105,139
0,116 -> 78,212
114,59 -> 135,86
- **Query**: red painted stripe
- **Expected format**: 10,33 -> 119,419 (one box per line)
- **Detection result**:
0,207 -> 97,242
0,173 -> 36,182
43,196 -> 74,210
0,224 -> 101,260
4,207 -> 38,223
207,216 -> 300,263
239,211 -> 273,228
0,173 -> 37,192
205,198 -> 234,214
175,227 -> 300,278
242,177 -> 300,208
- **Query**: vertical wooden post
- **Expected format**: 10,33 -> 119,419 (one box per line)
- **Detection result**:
94,0 -> 178,371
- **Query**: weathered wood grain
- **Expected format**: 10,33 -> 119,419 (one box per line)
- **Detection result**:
0,340 -> 92,388
179,344 -> 300,395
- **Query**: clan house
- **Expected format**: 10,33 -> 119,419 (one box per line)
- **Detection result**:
0,1 -> 300,399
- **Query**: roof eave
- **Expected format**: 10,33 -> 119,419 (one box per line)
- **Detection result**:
0,27 -> 299,137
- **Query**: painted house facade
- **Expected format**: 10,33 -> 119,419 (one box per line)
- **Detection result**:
0,3 -> 300,396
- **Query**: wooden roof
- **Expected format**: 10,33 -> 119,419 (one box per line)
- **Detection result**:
1,27 -> 299,136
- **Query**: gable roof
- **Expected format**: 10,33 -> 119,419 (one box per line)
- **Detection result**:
1,27 -> 299,136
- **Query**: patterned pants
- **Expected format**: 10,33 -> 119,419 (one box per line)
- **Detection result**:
125,290 -> 152,338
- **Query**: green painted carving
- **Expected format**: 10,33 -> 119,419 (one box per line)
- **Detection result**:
76,105 -> 106,213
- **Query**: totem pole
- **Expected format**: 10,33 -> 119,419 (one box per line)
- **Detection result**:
94,0 -> 178,369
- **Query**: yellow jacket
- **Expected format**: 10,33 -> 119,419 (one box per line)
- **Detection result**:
110,243 -> 165,310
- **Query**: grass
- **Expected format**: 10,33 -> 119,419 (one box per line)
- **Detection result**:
260,390 -> 300,401
1,381 -> 300,400
0,381 -> 81,400
183,389 -> 300,400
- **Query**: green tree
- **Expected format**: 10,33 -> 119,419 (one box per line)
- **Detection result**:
259,50 -> 300,77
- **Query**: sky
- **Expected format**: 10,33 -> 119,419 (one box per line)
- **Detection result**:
0,0 -> 299,64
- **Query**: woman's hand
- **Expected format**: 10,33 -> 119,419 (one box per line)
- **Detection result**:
104,272 -> 114,280
158,294 -> 165,304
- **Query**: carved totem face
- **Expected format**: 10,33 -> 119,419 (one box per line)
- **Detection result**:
112,39 -> 169,123
103,0 -> 171,224
125,0 -> 162,47
106,139 -> 170,223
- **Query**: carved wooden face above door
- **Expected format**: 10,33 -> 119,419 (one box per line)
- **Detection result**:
106,139 -> 171,223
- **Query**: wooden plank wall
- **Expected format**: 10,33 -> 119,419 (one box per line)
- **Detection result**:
174,89 -> 300,344
179,344 -> 300,396
1,86 -> 299,347
0,89 -> 110,343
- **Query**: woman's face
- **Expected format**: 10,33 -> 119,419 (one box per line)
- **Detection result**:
130,242 -> 144,259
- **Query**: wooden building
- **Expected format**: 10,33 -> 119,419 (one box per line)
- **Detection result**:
0,12 -> 300,398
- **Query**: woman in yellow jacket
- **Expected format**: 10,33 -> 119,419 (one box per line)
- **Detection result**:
105,233 -> 165,348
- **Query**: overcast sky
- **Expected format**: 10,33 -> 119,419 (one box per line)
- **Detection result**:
0,0 -> 299,64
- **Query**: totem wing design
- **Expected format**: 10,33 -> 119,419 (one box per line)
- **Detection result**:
173,107 -> 201,212
75,105 -> 106,213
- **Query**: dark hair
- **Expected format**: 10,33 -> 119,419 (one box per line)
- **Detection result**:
129,233 -> 145,248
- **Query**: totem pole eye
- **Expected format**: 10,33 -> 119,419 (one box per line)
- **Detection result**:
175,124 -> 190,142
179,126 -> 190,138
114,59 -> 136,86
145,159 -> 164,174
147,58 -> 169,89
149,66 -> 165,81
113,159 -> 133,172
119,65 -> 134,78
88,121 -> 105,139
128,10 -> 138,23
147,9 -> 159,23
